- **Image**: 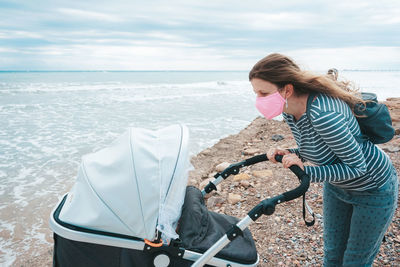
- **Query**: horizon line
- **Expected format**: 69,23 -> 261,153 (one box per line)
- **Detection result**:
0,70 -> 248,73
1,69 -> 400,73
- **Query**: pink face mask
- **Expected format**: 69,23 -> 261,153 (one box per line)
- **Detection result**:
255,91 -> 286,119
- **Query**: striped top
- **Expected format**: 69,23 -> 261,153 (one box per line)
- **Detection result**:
283,93 -> 393,191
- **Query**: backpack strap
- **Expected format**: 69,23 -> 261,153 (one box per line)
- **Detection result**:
306,91 -> 318,121
302,91 -> 319,227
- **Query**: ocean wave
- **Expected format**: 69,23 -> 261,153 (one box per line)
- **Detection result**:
110,88 -> 252,103
0,80 -> 250,94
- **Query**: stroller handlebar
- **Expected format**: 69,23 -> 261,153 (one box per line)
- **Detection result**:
274,154 -> 311,202
202,153 -> 311,219
246,154 -> 310,220
193,154 -> 312,267
244,153 -> 269,165
202,154 -> 269,195
202,153 -> 310,199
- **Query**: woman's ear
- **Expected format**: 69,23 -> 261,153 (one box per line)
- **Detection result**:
283,84 -> 294,99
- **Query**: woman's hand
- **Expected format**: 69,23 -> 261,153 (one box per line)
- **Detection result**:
282,153 -> 304,170
267,148 -> 291,163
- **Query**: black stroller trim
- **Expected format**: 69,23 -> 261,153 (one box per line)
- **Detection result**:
50,194 -> 260,267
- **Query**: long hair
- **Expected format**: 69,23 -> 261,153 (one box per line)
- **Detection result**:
249,53 -> 363,108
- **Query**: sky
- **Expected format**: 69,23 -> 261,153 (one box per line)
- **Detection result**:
0,0 -> 399,71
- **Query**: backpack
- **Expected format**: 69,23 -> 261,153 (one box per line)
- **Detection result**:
306,92 -> 395,144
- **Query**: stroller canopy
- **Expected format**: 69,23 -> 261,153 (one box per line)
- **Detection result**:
59,124 -> 190,242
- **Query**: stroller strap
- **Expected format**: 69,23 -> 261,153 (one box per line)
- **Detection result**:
303,194 -> 315,226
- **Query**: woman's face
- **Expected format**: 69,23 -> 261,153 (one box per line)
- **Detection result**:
251,78 -> 280,97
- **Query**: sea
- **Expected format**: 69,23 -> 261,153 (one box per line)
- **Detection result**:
0,70 -> 399,265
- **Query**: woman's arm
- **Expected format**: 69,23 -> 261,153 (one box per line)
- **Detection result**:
287,148 -> 306,162
305,111 -> 367,182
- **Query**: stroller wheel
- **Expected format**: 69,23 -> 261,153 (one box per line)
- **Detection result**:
153,253 -> 171,267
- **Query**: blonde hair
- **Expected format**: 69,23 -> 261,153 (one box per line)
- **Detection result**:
249,53 -> 363,108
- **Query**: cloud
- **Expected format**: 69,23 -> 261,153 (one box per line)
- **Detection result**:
0,30 -> 43,39
6,43 -> 239,70
0,0 -> 399,70
237,12 -> 322,30
285,46 -> 400,71
56,8 -> 124,23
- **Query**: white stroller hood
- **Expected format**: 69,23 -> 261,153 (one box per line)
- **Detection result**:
58,124 -> 190,242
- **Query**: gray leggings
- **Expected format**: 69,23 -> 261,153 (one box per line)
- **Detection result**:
323,169 -> 399,267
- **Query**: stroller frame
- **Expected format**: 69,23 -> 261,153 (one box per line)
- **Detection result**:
50,151 -> 310,267
50,194 -> 258,267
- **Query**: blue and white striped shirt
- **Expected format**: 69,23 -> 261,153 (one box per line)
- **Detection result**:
283,93 -> 393,191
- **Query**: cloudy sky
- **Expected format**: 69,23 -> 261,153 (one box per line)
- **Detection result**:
0,0 -> 399,71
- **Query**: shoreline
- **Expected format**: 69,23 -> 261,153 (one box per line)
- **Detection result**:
17,98 -> 400,266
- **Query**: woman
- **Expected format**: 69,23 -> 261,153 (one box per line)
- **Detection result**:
249,53 -> 398,266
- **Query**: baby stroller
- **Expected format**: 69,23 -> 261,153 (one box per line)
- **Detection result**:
50,124 -> 310,267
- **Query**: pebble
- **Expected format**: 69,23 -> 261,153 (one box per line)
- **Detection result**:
207,196 -> 224,207
233,173 -> 250,181
252,169 -> 273,178
215,162 -> 230,172
243,148 -> 260,155
388,146 -> 400,152
240,180 -> 250,188
293,260 -> 301,266
228,193 -> 241,204
271,134 -> 284,141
